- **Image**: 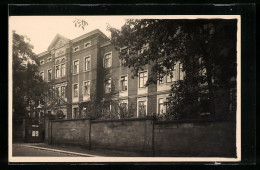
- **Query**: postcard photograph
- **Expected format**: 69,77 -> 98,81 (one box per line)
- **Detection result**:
9,15 -> 241,163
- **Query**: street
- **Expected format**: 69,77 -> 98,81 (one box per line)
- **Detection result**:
12,144 -> 81,157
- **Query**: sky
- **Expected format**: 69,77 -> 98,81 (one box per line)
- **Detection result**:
9,16 -> 126,54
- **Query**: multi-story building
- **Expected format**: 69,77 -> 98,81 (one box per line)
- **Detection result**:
38,29 -> 184,119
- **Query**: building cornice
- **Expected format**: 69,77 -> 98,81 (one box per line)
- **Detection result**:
71,29 -> 109,44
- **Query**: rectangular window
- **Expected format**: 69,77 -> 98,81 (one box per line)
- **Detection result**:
55,65 -> 60,78
138,101 -> 147,117
73,107 -> 78,119
73,60 -> 79,74
104,52 -> 112,68
159,74 -> 164,84
83,81 -> 90,95
120,75 -> 128,91
158,98 -> 164,114
119,102 -> 127,115
40,72 -> 44,80
61,86 -> 66,98
166,67 -> 176,83
85,56 -> 91,71
73,46 -> 79,52
179,63 -> 184,80
56,87 -> 60,97
139,71 -> 148,88
73,84 -> 78,97
105,78 -> 111,93
61,63 -> 66,77
84,42 -> 91,48
47,69 -> 52,81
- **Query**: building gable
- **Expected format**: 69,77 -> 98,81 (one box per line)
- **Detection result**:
47,34 -> 70,51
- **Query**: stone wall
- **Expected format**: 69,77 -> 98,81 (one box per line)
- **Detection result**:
47,118 -> 236,157
154,120 -> 236,157
90,118 -> 153,155
50,119 -> 90,148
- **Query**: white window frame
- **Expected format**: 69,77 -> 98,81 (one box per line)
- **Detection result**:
82,80 -> 91,96
55,65 -> 60,78
103,52 -> 112,68
138,70 -> 148,88
40,71 -> 44,80
47,69 -> 52,82
73,83 -> 79,97
73,59 -> 79,75
84,41 -> 91,48
120,74 -> 128,92
156,94 -> 171,115
105,78 -> 112,94
73,46 -> 79,52
61,63 -> 66,77
137,97 -> 147,117
84,55 -> 91,71
61,86 -> 66,98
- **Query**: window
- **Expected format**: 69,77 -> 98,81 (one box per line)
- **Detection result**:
120,75 -> 128,91
73,46 -> 79,52
73,84 -> 78,97
105,78 -> 111,93
166,67 -> 176,83
73,60 -> 79,74
119,102 -> 128,114
104,52 -> 112,68
85,56 -> 91,71
159,73 -> 164,84
55,65 -> 60,78
139,71 -> 148,88
56,87 -> 60,97
73,107 -> 78,119
61,63 -> 66,77
84,42 -> 91,48
83,81 -> 90,95
179,63 -> 184,80
158,98 -> 164,114
40,72 -> 44,80
138,101 -> 147,117
61,86 -> 66,98
32,130 -> 39,137
47,69 -> 52,81
48,57 -> 52,62
40,60 -> 44,65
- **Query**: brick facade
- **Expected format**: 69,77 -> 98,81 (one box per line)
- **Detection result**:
38,29 -> 182,119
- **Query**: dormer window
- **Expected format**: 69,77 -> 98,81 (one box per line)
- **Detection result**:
84,41 -> 91,48
40,60 -> 44,65
73,46 -> 79,52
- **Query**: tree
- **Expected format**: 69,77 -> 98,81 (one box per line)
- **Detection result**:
13,31 -> 49,120
108,19 -> 237,119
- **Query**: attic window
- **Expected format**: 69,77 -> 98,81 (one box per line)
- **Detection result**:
84,42 -> 91,48
40,60 -> 44,65
73,46 -> 79,52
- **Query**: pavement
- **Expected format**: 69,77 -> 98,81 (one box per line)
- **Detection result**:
12,143 -> 142,157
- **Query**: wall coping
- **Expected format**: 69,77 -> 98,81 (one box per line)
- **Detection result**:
154,118 -> 235,124
51,118 -> 93,122
91,117 -> 154,123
